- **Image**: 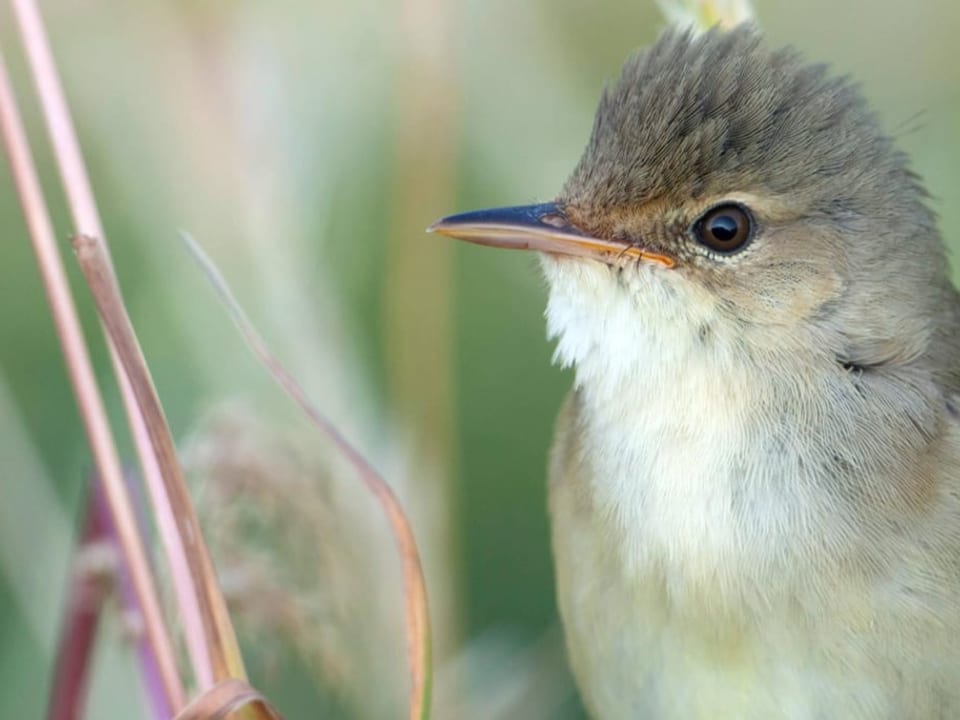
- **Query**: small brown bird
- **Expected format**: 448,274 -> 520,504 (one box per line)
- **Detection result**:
432,26 -> 960,719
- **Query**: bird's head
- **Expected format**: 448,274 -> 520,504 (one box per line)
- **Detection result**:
432,26 -> 956,398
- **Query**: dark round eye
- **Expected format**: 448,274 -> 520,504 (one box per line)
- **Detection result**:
693,203 -> 754,254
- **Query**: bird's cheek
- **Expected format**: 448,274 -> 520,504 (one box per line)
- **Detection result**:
721,264 -> 845,327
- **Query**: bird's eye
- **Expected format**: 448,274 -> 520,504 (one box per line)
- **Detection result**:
693,203 -> 754,254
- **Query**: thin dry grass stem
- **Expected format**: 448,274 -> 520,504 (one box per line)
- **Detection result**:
71,234 -> 248,685
0,46 -> 185,711
10,0 -> 214,689
181,232 -> 433,720
172,679 -> 283,720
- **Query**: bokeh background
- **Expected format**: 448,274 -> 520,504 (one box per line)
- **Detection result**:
1,1 -> 958,718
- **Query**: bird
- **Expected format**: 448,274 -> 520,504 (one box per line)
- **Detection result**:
430,25 -> 960,720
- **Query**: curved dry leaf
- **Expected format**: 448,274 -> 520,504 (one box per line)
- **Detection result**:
181,232 -> 433,720
72,233 -> 248,684
173,679 -> 283,720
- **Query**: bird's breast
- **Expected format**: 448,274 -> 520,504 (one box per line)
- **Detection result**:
544,261 -> 794,606
542,257 -> 864,605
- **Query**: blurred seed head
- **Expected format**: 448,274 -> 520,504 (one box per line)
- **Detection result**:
181,401 -> 405,712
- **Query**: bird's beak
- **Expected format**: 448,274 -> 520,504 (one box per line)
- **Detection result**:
427,202 -> 675,268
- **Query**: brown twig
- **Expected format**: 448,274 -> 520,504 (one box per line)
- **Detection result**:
10,0 -> 215,689
181,232 -> 433,720
72,233 -> 248,685
0,45 -> 185,711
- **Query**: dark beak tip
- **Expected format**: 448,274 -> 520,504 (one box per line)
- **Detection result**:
426,203 -> 561,235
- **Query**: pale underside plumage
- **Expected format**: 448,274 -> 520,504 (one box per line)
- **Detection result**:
545,254 -> 960,719
544,27 -> 960,720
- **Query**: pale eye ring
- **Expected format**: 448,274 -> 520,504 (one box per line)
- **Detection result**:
693,203 -> 754,254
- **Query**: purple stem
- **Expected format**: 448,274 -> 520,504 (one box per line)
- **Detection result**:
46,487 -> 105,720
47,476 -> 175,720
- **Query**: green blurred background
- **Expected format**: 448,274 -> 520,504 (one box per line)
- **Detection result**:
0,1 -> 958,718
